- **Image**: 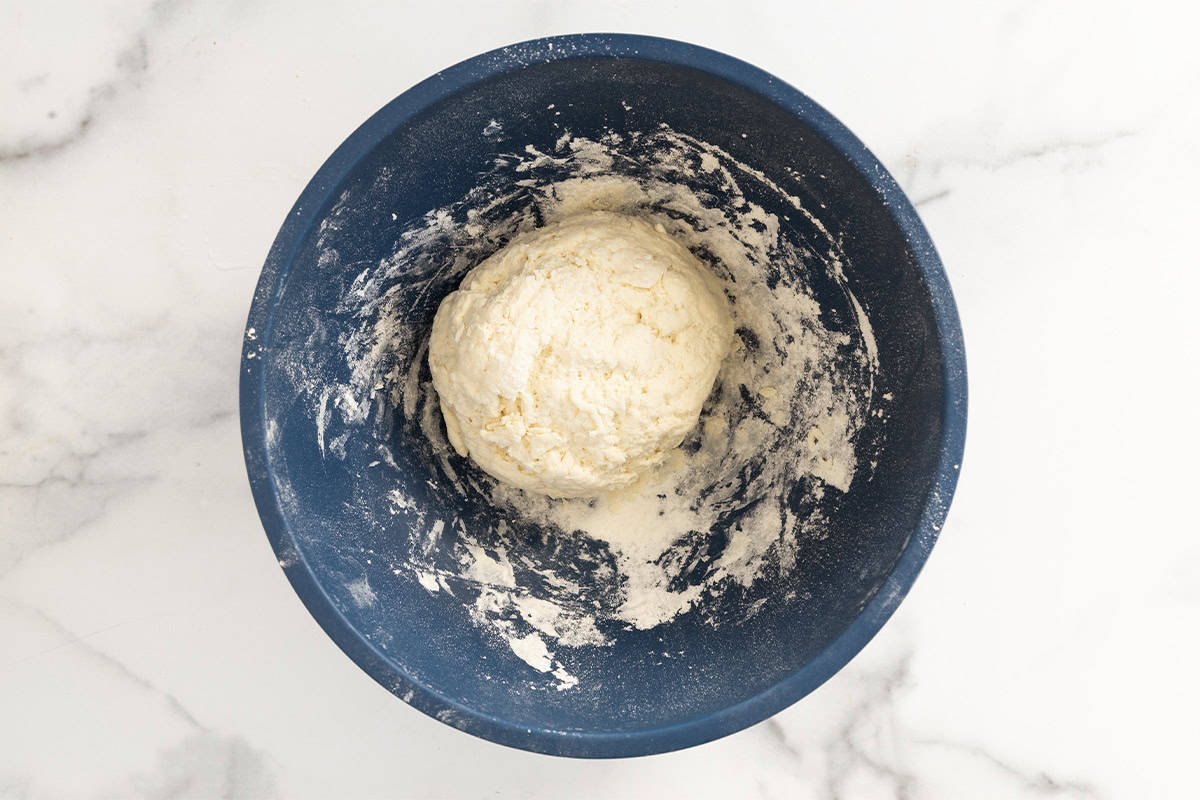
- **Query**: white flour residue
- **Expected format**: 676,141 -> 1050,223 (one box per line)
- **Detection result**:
346,577 -> 377,609
285,124 -> 880,691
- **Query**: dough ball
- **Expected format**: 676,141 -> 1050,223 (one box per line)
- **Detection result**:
428,210 -> 734,498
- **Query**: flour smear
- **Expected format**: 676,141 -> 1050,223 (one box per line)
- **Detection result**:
299,124 -> 879,690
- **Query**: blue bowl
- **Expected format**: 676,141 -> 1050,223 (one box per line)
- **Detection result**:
240,34 -> 966,757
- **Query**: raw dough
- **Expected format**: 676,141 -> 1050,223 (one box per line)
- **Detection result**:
428,210 -> 734,497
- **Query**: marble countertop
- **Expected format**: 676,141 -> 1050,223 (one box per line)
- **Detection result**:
3,1 -> 1197,797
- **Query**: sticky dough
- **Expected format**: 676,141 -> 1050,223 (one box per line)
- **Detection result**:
428,210 -> 734,498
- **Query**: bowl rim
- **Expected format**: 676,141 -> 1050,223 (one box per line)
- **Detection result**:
239,32 -> 968,759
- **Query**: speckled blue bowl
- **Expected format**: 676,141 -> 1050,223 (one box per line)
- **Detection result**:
240,34 -> 966,757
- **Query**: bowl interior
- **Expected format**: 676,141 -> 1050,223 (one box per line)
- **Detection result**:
246,41 -> 956,756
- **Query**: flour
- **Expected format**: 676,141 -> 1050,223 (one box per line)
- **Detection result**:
345,577 -> 377,609
292,124 -> 879,691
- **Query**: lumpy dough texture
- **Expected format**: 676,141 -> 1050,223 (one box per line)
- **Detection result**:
428,210 -> 734,498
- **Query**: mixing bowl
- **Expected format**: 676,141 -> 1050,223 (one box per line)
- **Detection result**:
240,33 -> 967,757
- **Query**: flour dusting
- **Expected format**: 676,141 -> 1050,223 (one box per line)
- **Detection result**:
280,124 -> 880,691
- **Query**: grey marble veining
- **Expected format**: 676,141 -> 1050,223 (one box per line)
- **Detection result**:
2,0 -> 1197,797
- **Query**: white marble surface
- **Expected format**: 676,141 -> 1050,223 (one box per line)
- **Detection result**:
3,0 -> 1198,797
